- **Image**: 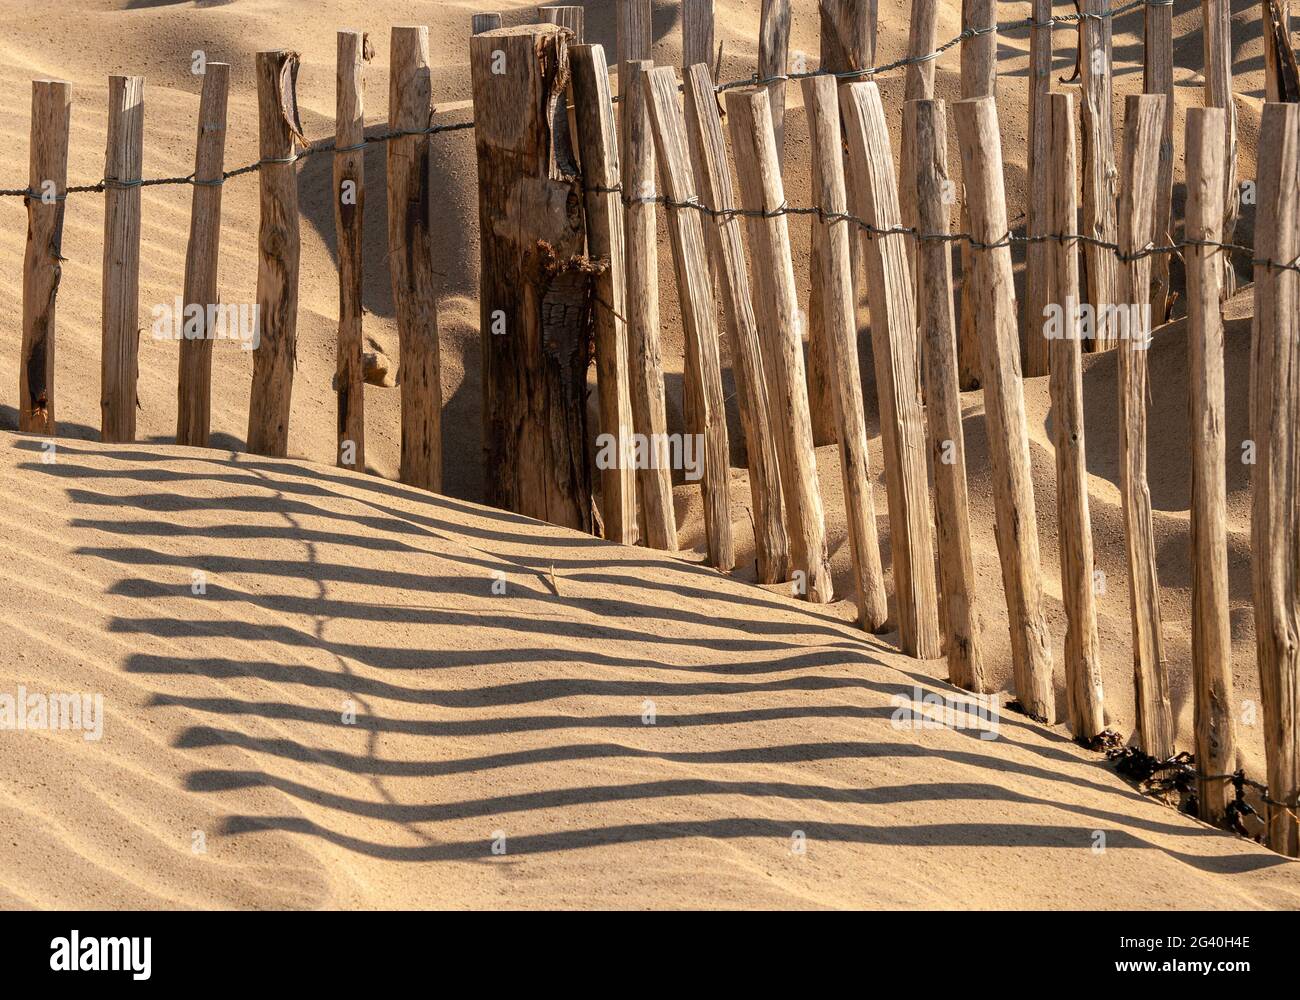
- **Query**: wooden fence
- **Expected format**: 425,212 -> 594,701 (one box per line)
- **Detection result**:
7,2 -> 1299,857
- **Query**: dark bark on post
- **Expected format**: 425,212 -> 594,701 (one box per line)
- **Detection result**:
470,25 -> 594,530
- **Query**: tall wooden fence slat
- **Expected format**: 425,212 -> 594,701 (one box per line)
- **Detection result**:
388,27 -> 441,491
1186,105 -> 1238,823
1023,0 -> 1053,377
911,96 -> 986,689
682,0 -> 715,71
1117,93 -> 1174,759
806,0 -> 876,447
683,63 -> 789,583
20,79 -> 71,437
1145,0 -> 1176,323
333,35 -> 367,470
177,63 -> 229,449
1251,100 -> 1300,858
101,74 -> 144,445
571,43 -> 637,545
840,81 -> 941,657
1047,92 -> 1105,740
247,52 -> 301,457
954,95 -> 1055,719
758,0 -> 791,164
539,5 -> 583,40
804,73 -> 889,631
1202,0 -> 1239,301
901,0 -> 939,300
622,60 -> 677,551
726,85 -> 833,602
955,0 -> 997,391
1080,0 -> 1119,352
643,65 -> 735,572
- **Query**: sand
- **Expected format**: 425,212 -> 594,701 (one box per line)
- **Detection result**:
0,1 -> 1295,907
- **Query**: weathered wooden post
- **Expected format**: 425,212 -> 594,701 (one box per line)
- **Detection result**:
539,5 -> 584,39
683,64 -> 789,583
1145,0 -> 1175,324
840,81 -> 941,657
804,74 -> 889,631
176,63 -> 229,449
247,52 -> 301,457
1047,92 -> 1105,740
1080,0 -> 1118,352
101,75 -> 144,444
954,96 -> 1055,719
334,34 -> 368,471
806,0 -> 876,446
1251,101 -> 1300,857
571,43 -> 638,544
472,13 -> 502,34
616,0 -> 652,100
622,60 -> 677,551
388,27 -> 442,490
726,85 -> 833,603
1023,0 -> 1053,377
1202,0 -> 1239,300
20,80 -> 71,437
901,0 -> 938,294
470,24 -> 593,529
910,97 -> 986,690
1116,93 -> 1173,759
1186,106 -> 1238,823
758,0 -> 791,163
643,65 -> 735,570
683,0 -> 716,70
955,0 -> 996,389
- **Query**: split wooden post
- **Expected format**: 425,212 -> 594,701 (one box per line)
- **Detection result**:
683,64 -> 789,583
1047,93 -> 1105,740
804,74 -> 889,630
758,0 -> 791,164
1080,0 -> 1119,352
806,0 -> 877,447
622,60 -> 677,551
470,25 -> 593,529
1145,0 -> 1175,324
955,0 -> 996,389
1250,101 -> 1300,857
388,27 -> 441,491
683,0 -> 716,70
1116,94 -> 1173,759
101,75 -> 144,444
176,64 -> 229,449
726,85 -> 833,603
1202,0 -> 1239,300
471,13 -> 502,34
1023,0 -> 1053,377
1186,106 -> 1238,824
910,97 -> 986,690
20,80 -> 71,437
539,5 -> 584,39
333,34 -> 368,471
247,52 -> 301,457
571,43 -> 638,545
953,96 -> 1055,719
1262,0 -> 1297,103
840,81 -> 942,657
642,65 -> 735,571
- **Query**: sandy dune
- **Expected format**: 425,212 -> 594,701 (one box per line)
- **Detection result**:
2,432 -> 1298,909
0,1 -> 1295,906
